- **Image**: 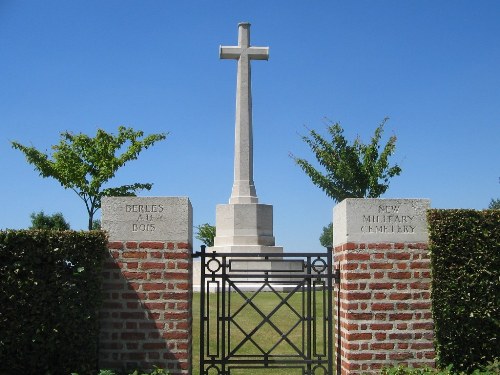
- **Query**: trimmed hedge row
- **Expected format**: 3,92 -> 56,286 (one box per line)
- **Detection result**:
427,209 -> 500,372
0,230 -> 108,375
381,358 -> 500,374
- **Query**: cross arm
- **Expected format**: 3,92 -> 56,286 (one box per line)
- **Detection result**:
220,46 -> 242,60
247,47 -> 269,60
220,46 -> 270,60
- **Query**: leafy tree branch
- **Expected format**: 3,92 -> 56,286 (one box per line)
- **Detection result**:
12,126 -> 167,229
291,118 -> 402,203
291,118 -> 402,247
195,223 -> 216,247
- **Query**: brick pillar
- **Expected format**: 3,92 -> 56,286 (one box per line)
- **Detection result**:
333,199 -> 435,374
100,197 -> 193,375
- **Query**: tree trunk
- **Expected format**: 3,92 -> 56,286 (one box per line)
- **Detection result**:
88,211 -> 94,231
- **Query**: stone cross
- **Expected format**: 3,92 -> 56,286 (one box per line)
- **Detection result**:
220,22 -> 269,204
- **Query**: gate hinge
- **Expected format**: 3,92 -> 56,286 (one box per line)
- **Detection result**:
333,268 -> 340,284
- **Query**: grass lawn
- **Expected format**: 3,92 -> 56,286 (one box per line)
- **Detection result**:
192,287 -> 331,375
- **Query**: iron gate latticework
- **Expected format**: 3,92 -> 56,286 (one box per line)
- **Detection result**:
196,246 -> 334,375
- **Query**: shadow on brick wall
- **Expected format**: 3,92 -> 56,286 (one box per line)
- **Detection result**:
99,251 -> 189,374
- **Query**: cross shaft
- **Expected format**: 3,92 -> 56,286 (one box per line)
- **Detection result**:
220,22 -> 269,204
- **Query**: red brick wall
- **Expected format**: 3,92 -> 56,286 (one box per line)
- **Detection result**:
99,240 -> 192,374
333,242 -> 434,374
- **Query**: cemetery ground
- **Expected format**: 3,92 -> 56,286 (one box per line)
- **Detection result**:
192,290 -> 327,375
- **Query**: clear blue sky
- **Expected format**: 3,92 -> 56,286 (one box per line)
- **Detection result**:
1,1 -> 499,251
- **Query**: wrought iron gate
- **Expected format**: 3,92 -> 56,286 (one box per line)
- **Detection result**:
196,246 -> 335,374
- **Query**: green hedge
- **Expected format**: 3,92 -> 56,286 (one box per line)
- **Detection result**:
381,358 -> 500,374
428,210 -> 500,372
0,230 -> 108,375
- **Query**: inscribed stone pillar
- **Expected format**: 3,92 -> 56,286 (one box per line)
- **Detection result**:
100,197 -> 193,375
332,199 -> 435,374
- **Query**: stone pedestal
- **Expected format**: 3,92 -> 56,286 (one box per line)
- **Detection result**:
208,202 -> 284,284
212,203 -> 283,254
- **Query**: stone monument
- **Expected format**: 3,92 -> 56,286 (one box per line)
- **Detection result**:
210,22 -> 283,255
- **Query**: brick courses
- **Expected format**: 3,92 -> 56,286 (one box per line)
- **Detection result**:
333,242 -> 435,374
100,241 -> 192,374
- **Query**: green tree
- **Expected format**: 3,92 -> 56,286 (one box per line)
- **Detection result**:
195,223 -> 216,247
488,198 -> 500,209
292,118 -> 402,247
29,211 -> 70,230
92,219 -> 101,230
12,126 -> 167,230
319,222 -> 333,248
291,118 -> 402,202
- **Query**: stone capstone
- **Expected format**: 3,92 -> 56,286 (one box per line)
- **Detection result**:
333,198 -> 430,246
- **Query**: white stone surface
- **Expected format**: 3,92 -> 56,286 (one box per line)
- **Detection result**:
102,196 -> 192,242
220,22 -> 269,205
333,198 -> 430,246
207,245 -> 283,255
229,259 -> 304,272
214,203 -> 275,246
211,22 -> 283,258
